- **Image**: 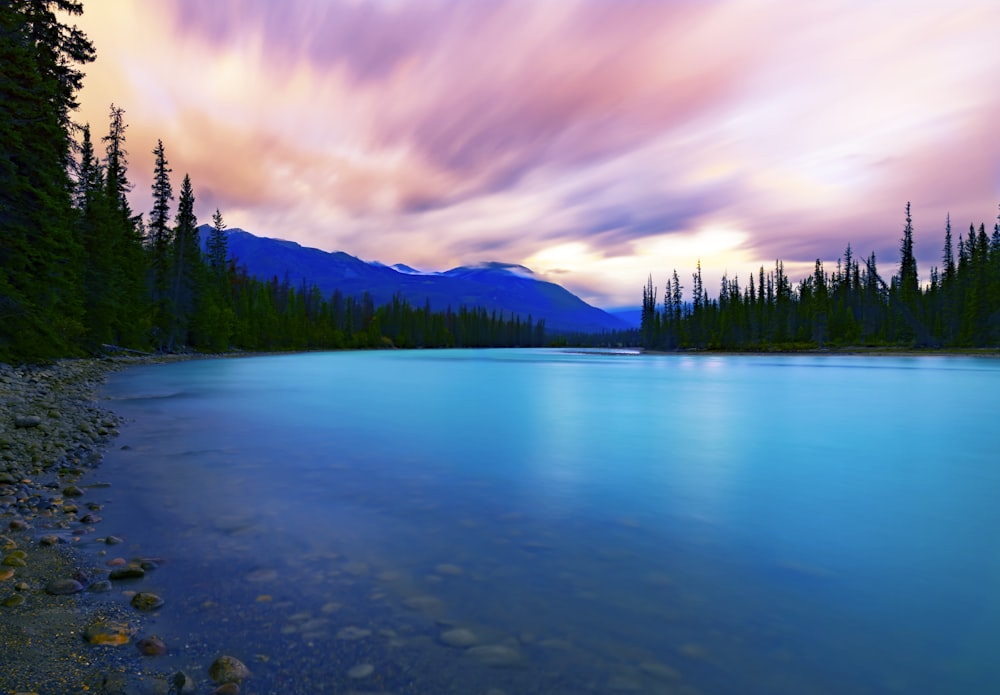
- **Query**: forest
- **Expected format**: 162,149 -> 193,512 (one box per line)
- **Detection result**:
0,1 -> 544,363
4,2 -> 999,364
638,202 -> 1000,351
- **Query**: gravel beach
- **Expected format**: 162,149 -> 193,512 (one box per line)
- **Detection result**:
0,356 -> 247,695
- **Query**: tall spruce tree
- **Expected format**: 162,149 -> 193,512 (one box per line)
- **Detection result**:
898,202 -> 919,302
148,139 -> 173,347
0,0 -> 95,360
168,173 -> 200,349
100,104 -> 150,348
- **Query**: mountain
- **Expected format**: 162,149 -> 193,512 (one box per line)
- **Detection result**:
201,226 -> 627,334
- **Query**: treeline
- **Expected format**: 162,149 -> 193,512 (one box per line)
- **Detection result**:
640,203 -> 1000,350
0,2 -> 543,363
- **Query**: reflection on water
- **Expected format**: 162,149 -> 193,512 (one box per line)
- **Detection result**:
93,349 -> 1000,693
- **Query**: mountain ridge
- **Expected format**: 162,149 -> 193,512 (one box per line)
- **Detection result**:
200,225 -> 627,334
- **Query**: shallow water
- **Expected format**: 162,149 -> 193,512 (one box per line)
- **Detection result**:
93,349 -> 1000,693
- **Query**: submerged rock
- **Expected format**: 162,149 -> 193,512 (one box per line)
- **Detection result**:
440,627 -> 479,648
209,655 -> 251,684
84,621 -> 134,646
347,663 -> 374,679
466,644 -> 522,667
136,636 -> 168,656
45,578 -> 84,595
131,592 -> 165,611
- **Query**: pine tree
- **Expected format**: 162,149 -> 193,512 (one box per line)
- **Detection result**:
100,104 -> 150,348
168,173 -> 200,348
207,208 -> 228,275
148,139 -> 173,347
898,202 -> 919,302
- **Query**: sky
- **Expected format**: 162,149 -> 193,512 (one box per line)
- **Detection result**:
72,0 -> 1000,309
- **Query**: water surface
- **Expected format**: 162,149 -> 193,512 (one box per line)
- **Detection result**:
94,350 -> 1000,693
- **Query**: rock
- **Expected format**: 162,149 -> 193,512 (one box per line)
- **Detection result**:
2,594 -> 25,607
131,592 -> 165,611
2,554 -> 26,567
109,565 -> 145,580
209,655 -> 251,684
45,578 -> 84,595
62,485 -> 84,497
347,663 -> 374,679
170,672 -> 198,694
39,534 -> 62,546
137,636 -> 168,656
105,535 -> 123,545
0,568 -> 14,581
440,627 -> 479,648
84,621 -> 134,645
88,580 -> 112,593
14,415 -> 42,428
465,644 -> 522,667
8,519 -> 28,531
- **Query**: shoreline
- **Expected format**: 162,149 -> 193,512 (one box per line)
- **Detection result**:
0,354 -> 251,695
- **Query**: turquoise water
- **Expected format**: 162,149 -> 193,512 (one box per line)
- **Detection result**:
95,350 -> 1000,693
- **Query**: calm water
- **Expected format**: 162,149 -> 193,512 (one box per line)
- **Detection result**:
92,349 -> 1000,693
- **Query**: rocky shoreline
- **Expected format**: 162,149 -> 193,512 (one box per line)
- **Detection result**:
0,356 -> 251,695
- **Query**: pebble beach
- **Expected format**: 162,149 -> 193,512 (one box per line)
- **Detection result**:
0,357 -> 250,695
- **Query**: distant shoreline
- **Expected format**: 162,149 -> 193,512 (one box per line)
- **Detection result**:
639,346 -> 1000,358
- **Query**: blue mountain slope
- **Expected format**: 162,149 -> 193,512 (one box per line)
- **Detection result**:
201,226 -> 626,333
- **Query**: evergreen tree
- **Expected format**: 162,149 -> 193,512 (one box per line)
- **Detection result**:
0,0 -> 94,360
898,201 -> 919,303
207,207 -> 228,275
100,104 -> 149,348
148,139 -> 173,346
168,173 -> 200,348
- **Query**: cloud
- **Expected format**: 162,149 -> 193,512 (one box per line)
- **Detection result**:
72,0 -> 1000,309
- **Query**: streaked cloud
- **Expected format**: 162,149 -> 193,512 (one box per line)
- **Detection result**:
74,0 -> 1000,307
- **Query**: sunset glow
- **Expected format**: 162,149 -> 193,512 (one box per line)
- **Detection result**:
72,1 -> 1000,307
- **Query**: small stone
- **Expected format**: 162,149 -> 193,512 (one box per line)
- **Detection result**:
84,621 -> 134,645
2,555 -> 26,567
8,519 -> 28,531
45,578 -> 84,595
62,485 -> 84,497
2,594 -> 25,607
0,568 -> 14,581
347,663 -> 374,679
105,535 -> 124,545
440,628 -> 479,648
209,655 -> 251,684
131,592 -> 165,611
39,534 -> 62,546
14,415 -> 42,428
137,636 -> 168,656
88,580 -> 112,593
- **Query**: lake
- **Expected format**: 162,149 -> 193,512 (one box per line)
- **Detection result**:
92,349 -> 1000,693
